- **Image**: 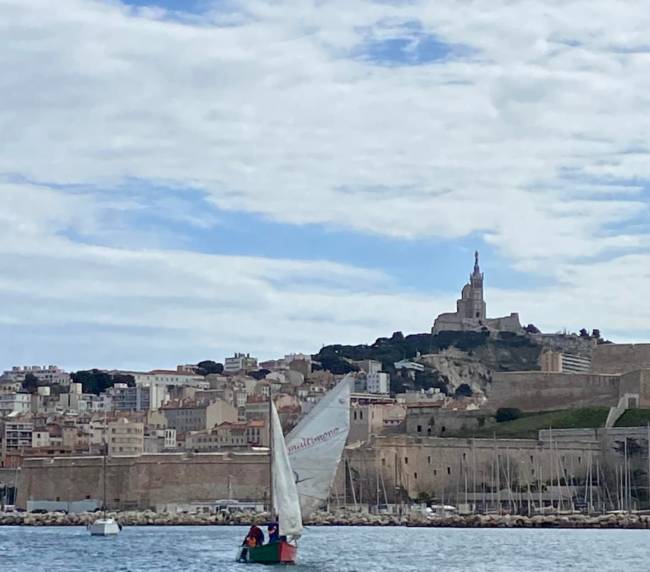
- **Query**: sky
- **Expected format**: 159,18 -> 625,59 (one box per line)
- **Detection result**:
1,0 -> 650,371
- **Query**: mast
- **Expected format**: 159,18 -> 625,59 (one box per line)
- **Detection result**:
103,452 -> 107,518
103,410 -> 107,518
647,424 -> 650,510
268,385 -> 273,515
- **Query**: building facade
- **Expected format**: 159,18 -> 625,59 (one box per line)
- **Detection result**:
367,372 -> 390,394
162,399 -> 238,435
224,353 -> 258,374
1,365 -> 70,386
107,418 -> 144,456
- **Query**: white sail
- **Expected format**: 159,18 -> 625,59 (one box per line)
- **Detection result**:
286,375 -> 352,518
271,401 -> 303,538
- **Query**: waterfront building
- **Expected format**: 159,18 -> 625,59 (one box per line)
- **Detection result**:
2,419 -> 33,455
144,428 -> 176,453
107,418 -> 144,456
185,422 -> 249,451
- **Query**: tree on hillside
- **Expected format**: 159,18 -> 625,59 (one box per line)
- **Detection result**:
71,369 -> 114,395
591,329 -> 601,340
454,383 -> 473,398
250,369 -> 271,381
22,373 -> 39,394
525,324 -> 541,334
579,328 -> 589,337
112,373 -> 135,387
197,360 -> 224,375
496,408 -> 522,423
318,355 -> 358,375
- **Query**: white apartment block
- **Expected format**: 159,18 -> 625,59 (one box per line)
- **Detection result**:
130,370 -> 207,388
0,393 -> 32,416
367,371 -> 390,394
224,353 -> 258,374
541,351 -> 592,374
1,365 -> 70,385
3,421 -> 33,453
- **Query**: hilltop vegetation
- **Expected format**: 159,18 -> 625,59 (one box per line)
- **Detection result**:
313,330 -> 542,394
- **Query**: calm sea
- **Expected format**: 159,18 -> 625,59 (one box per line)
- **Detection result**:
0,525 -> 647,571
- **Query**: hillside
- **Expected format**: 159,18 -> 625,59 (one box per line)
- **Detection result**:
313,330 -> 543,395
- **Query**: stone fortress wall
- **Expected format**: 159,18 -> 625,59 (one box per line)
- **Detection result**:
487,372 -> 621,412
487,344 -> 650,412
17,452 -> 269,510
592,343 -> 650,375
335,435 -> 601,504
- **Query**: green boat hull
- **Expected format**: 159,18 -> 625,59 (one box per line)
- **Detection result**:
245,541 -> 297,564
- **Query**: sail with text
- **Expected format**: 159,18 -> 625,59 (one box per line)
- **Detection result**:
286,375 -> 352,518
271,401 -> 303,538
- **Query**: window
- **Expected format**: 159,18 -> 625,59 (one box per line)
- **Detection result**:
447,467 -> 451,475
427,456 -> 431,464
417,425 -> 422,433
381,458 -> 386,466
530,455 -> 534,463
404,457 -> 408,465
414,472 -> 418,480
433,469 -> 437,476
360,411 -> 364,420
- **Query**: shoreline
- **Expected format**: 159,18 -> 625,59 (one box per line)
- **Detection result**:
2,511 -> 650,529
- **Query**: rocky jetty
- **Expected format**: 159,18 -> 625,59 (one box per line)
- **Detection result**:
2,510 -> 650,529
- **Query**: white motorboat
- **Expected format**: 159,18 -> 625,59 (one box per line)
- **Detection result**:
88,517 -> 121,536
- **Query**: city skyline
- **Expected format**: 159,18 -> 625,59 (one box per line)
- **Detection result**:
2,0 -> 649,370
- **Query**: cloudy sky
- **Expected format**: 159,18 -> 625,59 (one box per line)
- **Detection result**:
2,0 -> 649,371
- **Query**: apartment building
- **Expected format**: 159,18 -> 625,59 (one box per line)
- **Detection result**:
107,418 -> 144,456
161,399 -> 237,434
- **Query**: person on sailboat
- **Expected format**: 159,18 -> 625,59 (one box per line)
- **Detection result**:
242,525 -> 264,548
238,524 -> 265,562
266,522 -> 279,544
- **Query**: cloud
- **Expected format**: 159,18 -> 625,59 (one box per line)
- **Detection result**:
1,0 -> 649,367
1,0 -> 649,261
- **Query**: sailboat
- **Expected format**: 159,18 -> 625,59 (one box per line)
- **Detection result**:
240,375 -> 352,564
240,400 -> 303,563
88,417 -> 121,537
286,375 -> 352,519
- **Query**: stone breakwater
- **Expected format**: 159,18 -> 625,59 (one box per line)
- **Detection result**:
2,511 -> 650,529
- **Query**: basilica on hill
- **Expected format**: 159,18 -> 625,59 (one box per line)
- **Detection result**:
432,251 -> 523,335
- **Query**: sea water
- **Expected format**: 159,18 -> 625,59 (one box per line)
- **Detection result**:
0,525 -> 647,571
